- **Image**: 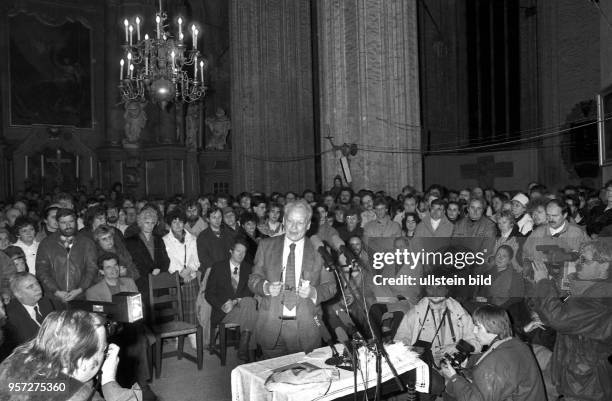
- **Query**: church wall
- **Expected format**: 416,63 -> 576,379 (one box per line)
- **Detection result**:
537,0 -> 600,189
600,0 -> 612,184
317,0 -> 422,194
229,0 -> 316,194
419,0 -> 469,151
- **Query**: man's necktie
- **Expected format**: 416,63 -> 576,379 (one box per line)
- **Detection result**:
284,243 -> 297,310
34,305 -> 44,325
231,266 -> 239,291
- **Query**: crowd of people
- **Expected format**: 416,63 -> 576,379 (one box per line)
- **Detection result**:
0,177 -> 610,400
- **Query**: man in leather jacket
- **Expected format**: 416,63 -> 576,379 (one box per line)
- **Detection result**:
531,239 -> 612,401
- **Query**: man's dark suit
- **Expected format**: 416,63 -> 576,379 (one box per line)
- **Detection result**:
248,235 -> 337,356
206,258 -> 254,328
4,297 -> 54,347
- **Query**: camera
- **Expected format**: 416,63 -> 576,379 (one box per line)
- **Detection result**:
441,339 -> 475,370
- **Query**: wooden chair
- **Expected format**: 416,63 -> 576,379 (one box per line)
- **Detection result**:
148,272 -> 203,378
209,322 -> 240,366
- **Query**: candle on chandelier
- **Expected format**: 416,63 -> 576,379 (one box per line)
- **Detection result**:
191,25 -> 196,49
193,28 -> 198,50
200,60 -> 204,83
145,56 -> 148,75
124,19 -> 129,43
171,50 -> 176,72
194,55 -> 197,79
41,155 -> 45,178
120,59 -> 124,80
178,17 -> 183,40
156,15 -> 161,39
24,155 -> 28,179
135,17 -> 141,41
129,25 -> 133,46
90,157 -> 93,179
76,155 -> 79,179
129,64 -> 134,79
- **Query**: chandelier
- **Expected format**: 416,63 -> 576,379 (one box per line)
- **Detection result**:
118,3 -> 207,107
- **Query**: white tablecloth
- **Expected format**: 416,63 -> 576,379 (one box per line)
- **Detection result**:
231,343 -> 428,401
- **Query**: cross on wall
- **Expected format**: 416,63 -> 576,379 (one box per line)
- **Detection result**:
460,156 -> 514,188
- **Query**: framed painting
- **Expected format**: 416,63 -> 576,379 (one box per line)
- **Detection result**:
8,12 -> 92,127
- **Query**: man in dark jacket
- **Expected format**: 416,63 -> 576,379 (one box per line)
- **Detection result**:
35,208 -> 98,307
442,304 -> 546,401
532,239 -> 612,401
3,273 -> 54,350
205,240 -> 256,362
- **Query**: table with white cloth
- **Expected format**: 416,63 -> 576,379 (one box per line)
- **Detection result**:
231,342 -> 429,401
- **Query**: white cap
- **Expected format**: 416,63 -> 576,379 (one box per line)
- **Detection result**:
512,193 -> 529,207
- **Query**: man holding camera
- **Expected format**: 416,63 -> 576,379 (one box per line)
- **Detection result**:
441,305 -> 545,401
531,240 -> 612,401
522,199 -> 589,270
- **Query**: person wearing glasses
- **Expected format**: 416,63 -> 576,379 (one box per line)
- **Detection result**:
248,200 -> 337,358
530,240 -> 612,401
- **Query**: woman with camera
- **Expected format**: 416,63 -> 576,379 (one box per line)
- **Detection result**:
441,304 -> 545,401
0,309 -> 140,401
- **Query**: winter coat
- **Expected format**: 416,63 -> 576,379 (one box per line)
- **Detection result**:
35,233 -> 98,300
446,337 -> 546,401
533,278 -> 612,401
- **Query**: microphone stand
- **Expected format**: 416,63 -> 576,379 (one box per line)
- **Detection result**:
324,255 -> 406,401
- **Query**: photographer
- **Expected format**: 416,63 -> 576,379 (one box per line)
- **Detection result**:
441,304 -> 545,401
0,309 -> 140,400
531,239 -> 612,401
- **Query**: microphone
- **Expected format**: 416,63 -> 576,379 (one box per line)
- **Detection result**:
337,308 -> 355,329
339,245 -> 359,265
311,236 -> 337,271
335,326 -> 352,354
314,315 -> 342,366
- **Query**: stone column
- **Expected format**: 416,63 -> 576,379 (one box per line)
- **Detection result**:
317,0 -> 422,194
229,0 -> 315,193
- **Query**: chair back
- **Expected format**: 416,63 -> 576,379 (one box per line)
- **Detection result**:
148,272 -> 184,324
